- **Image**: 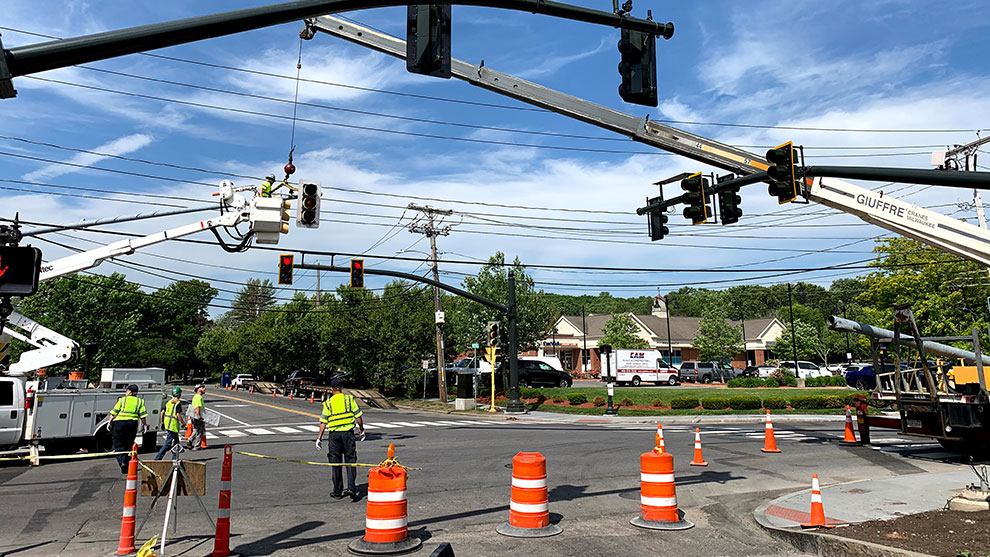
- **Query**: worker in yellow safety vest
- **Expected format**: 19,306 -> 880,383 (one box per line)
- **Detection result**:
108,384 -> 148,473
259,173 -> 277,198
315,378 -> 365,501
155,387 -> 183,460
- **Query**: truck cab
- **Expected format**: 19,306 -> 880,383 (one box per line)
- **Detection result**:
0,377 -> 26,449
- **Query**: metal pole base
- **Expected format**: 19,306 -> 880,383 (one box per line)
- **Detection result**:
630,516 -> 694,531
495,522 -> 562,538
503,402 -> 527,414
347,537 -> 422,555
603,408 -> 618,416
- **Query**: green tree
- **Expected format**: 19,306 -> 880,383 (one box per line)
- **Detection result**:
231,278 -> 276,325
692,306 -> 742,368
599,313 -> 647,349
771,319 -> 820,363
138,280 -> 218,375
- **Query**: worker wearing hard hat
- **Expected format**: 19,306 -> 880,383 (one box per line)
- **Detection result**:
186,384 -> 208,450
259,174 -> 277,198
108,384 -> 148,473
155,387 -> 184,460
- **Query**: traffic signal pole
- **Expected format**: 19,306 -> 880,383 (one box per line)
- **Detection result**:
294,262 -> 527,413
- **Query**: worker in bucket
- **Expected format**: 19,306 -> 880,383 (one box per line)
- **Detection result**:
108,384 -> 148,473
185,384 -> 208,450
259,173 -> 277,198
315,378 -> 365,501
155,387 -> 183,460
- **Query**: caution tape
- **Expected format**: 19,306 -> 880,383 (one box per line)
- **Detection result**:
0,449 -> 135,462
235,451 -> 421,471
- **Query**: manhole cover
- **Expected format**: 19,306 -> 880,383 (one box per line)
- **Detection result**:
618,488 -> 639,500
845,488 -> 870,494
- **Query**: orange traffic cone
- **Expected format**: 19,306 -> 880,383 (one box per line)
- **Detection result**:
761,410 -> 781,453
841,405 -> 858,444
801,474 -> 835,528
273,390 -> 277,398
211,446 -> 234,557
309,393 -> 315,404
200,433 -> 208,450
234,385 -> 238,392
655,423 -> 665,454
289,393 -> 293,401
689,428 -> 707,466
115,444 -> 139,555
250,386 -> 254,394
183,417 -> 193,440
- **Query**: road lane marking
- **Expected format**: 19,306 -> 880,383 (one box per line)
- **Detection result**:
218,430 -> 247,437
299,425 -> 321,432
391,422 -> 426,427
366,422 -> 401,428
205,392 -> 321,419
213,404 -> 250,408
428,421 -> 463,426
206,433 -> 218,439
362,424 -> 380,429
272,426 -> 301,434
413,422 -> 441,426
245,428 -> 275,435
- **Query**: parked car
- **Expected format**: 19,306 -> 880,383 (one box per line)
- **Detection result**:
741,366 -> 777,378
779,361 -> 830,379
491,359 -> 572,388
283,370 -> 327,393
678,361 -> 737,383
445,358 -> 479,372
230,374 -> 255,387
845,363 -> 910,390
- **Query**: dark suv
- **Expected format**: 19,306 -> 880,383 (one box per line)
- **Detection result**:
678,361 -> 736,383
494,360 -> 572,388
283,370 -> 326,393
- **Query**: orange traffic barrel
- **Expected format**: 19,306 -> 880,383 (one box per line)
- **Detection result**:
348,443 -> 422,555
115,444 -> 139,554
630,449 -> 694,530
496,452 -> 562,537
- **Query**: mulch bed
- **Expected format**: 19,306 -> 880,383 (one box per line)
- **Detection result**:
829,509 -> 990,556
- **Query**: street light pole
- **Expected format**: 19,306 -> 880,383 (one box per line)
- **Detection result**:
601,344 -> 617,415
787,283 -> 798,373
738,311 -> 748,367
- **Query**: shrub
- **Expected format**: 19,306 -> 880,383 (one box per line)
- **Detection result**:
727,378 -> 744,388
567,393 -> 588,405
728,377 -> 764,388
520,387 -> 541,399
762,397 -> 787,409
700,396 -> 730,410
670,397 -> 700,410
805,377 -> 825,387
651,398 -> 664,407
592,395 -> 606,407
841,393 -> 862,407
823,395 -> 843,409
829,376 -> 847,387
789,395 -> 828,409
728,395 -> 762,410
771,370 -> 798,387
551,395 -> 566,403
763,377 -> 780,388
619,397 -> 634,407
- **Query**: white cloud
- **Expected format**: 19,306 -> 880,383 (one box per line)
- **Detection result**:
22,133 -> 154,182
513,37 -> 610,79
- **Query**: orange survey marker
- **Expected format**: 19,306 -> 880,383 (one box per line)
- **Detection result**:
348,443 -> 423,555
630,442 -> 693,530
689,428 -> 707,466
116,445 -> 139,555
496,452 -> 562,538
801,474 -> 835,528
655,423 -> 665,454
211,446 -> 234,557
841,405 -> 858,444
761,411 -> 782,453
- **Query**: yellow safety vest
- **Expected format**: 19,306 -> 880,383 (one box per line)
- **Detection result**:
162,398 -> 182,433
320,393 -> 362,431
260,181 -> 273,198
111,395 -> 147,421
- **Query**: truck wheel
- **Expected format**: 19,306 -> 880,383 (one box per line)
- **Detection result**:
854,378 -> 869,391
632,376 -> 641,387
668,376 -> 678,386
702,375 -> 712,384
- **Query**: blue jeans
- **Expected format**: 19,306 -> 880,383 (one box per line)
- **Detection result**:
155,431 -> 180,460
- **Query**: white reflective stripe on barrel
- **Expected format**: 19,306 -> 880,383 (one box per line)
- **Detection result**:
125,479 -> 137,490
367,490 -> 407,502
511,477 -> 547,489
123,506 -> 136,517
220,480 -> 231,492
218,507 -> 230,519
509,501 -> 549,513
640,472 -> 674,483
366,517 -> 407,530
640,496 -> 677,507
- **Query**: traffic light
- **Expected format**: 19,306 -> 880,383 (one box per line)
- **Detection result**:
648,210 -> 669,241
766,141 -> 799,204
718,187 -> 743,225
487,321 -> 500,346
406,4 -> 451,78
0,245 -> 42,296
617,28 -> 658,107
680,172 -> 710,225
250,197 -> 290,244
296,180 -> 320,229
350,258 -> 365,289
277,254 -> 294,285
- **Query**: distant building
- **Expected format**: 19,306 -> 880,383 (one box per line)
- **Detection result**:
534,295 -> 785,374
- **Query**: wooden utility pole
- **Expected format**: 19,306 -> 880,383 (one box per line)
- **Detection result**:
408,204 -> 453,402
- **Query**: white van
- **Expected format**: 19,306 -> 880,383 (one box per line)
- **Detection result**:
605,350 -> 679,386
478,355 -> 563,374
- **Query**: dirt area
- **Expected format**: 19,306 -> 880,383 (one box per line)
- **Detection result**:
830,509 -> 990,556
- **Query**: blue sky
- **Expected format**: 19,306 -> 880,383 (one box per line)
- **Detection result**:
2,0 -> 989,314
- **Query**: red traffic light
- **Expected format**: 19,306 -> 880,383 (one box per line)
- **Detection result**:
281,256 -> 292,265
354,261 -> 362,269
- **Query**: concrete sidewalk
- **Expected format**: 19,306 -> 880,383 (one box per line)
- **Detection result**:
756,469 -> 972,530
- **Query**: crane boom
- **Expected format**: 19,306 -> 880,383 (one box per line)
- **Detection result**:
309,15 -> 990,266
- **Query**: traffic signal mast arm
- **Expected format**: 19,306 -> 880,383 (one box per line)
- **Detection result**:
314,16 -> 990,267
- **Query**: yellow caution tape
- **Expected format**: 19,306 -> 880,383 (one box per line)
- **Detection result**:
0,449 -> 135,462
235,451 -> 420,471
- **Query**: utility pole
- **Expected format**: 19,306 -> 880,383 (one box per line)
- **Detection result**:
408,203 -> 453,402
940,135 -> 990,277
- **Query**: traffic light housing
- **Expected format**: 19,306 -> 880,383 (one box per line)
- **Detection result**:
487,321 -> 500,346
766,141 -> 799,204
717,187 -> 743,225
407,4 -> 451,78
617,28 -> 658,107
648,198 -> 669,241
0,245 -> 42,296
278,254 -> 294,285
296,180 -> 321,229
250,197 -> 289,244
350,258 -> 365,289
680,172 -> 710,225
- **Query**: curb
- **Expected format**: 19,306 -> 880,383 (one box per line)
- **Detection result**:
753,495 -> 934,557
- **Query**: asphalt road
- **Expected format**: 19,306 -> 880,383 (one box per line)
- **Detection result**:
0,389 -> 962,556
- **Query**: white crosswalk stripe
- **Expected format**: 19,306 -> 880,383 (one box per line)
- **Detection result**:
205,432 -> 218,439
218,429 -> 247,437
197,418 -> 504,441
391,422 -> 426,427
272,426 -> 301,434
299,425 -> 321,432
245,428 -> 275,435
366,422 -> 401,428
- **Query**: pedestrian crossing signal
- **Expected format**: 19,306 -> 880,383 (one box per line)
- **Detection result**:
278,254 -> 293,285
350,259 -> 365,289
